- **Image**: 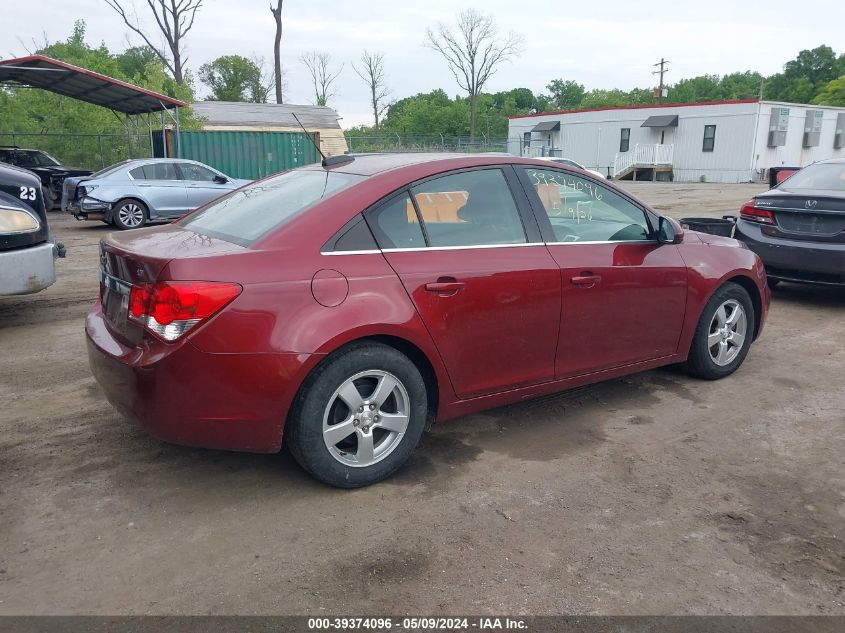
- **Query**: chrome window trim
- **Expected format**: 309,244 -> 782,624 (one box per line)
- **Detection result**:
322,249 -> 383,256
321,239 -> 655,255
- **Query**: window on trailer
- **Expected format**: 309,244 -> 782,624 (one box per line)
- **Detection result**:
703,125 -> 716,152
620,128 -> 630,152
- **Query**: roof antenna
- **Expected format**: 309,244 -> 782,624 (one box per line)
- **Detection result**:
292,112 -> 353,168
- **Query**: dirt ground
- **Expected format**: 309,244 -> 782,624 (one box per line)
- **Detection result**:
1,182 -> 844,615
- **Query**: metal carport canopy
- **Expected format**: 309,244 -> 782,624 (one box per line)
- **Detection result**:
0,54 -> 186,114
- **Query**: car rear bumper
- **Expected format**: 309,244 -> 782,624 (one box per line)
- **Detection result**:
86,304 -> 314,453
0,242 -> 57,295
735,219 -> 845,285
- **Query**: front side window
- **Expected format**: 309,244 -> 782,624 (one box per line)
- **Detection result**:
523,168 -> 651,243
409,169 -> 526,247
181,169 -> 364,245
179,163 -> 218,181
703,125 -> 716,152
620,128 -> 630,152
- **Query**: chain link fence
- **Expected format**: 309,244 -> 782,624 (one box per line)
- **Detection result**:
344,135 -> 509,155
0,132 -> 153,171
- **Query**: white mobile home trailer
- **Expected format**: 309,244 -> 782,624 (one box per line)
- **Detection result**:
508,100 -> 845,183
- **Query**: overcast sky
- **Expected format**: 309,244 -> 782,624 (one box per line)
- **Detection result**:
4,0 -> 844,127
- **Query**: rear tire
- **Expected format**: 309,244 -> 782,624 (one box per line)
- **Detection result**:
286,342 -> 428,488
685,282 -> 755,380
112,199 -> 148,230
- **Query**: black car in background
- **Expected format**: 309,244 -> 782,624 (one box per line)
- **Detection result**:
0,147 -> 92,211
0,162 -> 64,295
736,159 -> 845,287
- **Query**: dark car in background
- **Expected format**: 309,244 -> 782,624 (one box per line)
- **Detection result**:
0,147 -> 93,211
736,159 -> 845,287
0,163 -> 64,295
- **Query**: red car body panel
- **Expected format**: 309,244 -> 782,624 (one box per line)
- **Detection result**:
383,246 -> 561,398
547,241 -> 688,377
87,155 -> 770,453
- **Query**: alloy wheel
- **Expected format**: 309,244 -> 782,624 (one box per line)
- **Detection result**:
322,370 -> 410,467
707,299 -> 747,366
118,203 -> 144,227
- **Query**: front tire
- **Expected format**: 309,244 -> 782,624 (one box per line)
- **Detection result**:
685,282 -> 755,380
112,199 -> 148,230
286,342 -> 428,488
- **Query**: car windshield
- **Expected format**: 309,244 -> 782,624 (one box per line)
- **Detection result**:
781,163 -> 845,192
0,150 -> 60,167
180,169 -> 365,245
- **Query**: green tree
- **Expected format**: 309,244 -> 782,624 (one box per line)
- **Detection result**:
720,71 -> 764,99
116,46 -> 159,82
667,74 -> 723,103
198,55 -> 268,103
765,45 -> 841,103
545,79 -> 585,110
579,88 -> 631,109
812,75 -> 845,106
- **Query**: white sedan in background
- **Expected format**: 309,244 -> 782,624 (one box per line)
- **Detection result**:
63,159 -> 250,230
537,157 -> 607,180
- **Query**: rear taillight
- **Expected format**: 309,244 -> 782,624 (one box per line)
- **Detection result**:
128,281 -> 241,341
740,200 -> 775,225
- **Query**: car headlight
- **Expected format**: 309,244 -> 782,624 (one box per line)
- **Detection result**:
79,185 -> 98,196
0,206 -> 40,233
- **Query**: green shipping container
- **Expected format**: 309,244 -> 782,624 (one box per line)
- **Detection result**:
165,130 -> 320,180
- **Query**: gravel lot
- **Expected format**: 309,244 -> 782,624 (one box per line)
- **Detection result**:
2,182 -> 844,615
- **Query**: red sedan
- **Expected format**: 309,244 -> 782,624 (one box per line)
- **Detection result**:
87,154 -> 770,487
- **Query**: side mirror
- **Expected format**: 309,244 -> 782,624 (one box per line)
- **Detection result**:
657,216 -> 684,244
213,175 -> 228,184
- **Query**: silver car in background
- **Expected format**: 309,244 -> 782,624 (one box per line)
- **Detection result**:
63,159 -> 250,230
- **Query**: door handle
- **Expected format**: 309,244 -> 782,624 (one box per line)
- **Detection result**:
425,279 -> 465,295
570,274 -> 602,288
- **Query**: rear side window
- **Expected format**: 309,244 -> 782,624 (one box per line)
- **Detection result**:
367,194 -> 426,249
364,169 -> 528,250
130,163 -> 179,180
181,169 -> 365,245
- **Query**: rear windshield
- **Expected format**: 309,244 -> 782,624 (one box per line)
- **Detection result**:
92,161 -> 132,178
781,163 -> 845,192
180,169 -> 365,245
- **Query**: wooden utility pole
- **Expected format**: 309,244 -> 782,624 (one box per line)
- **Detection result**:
653,58 -> 670,103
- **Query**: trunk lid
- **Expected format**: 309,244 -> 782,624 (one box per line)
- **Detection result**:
99,224 -> 245,343
754,190 -> 845,242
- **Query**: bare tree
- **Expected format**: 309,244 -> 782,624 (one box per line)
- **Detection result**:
270,0 -> 284,103
426,9 -> 522,141
251,55 -> 277,103
300,51 -> 343,106
103,0 -> 203,85
353,50 -> 391,128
